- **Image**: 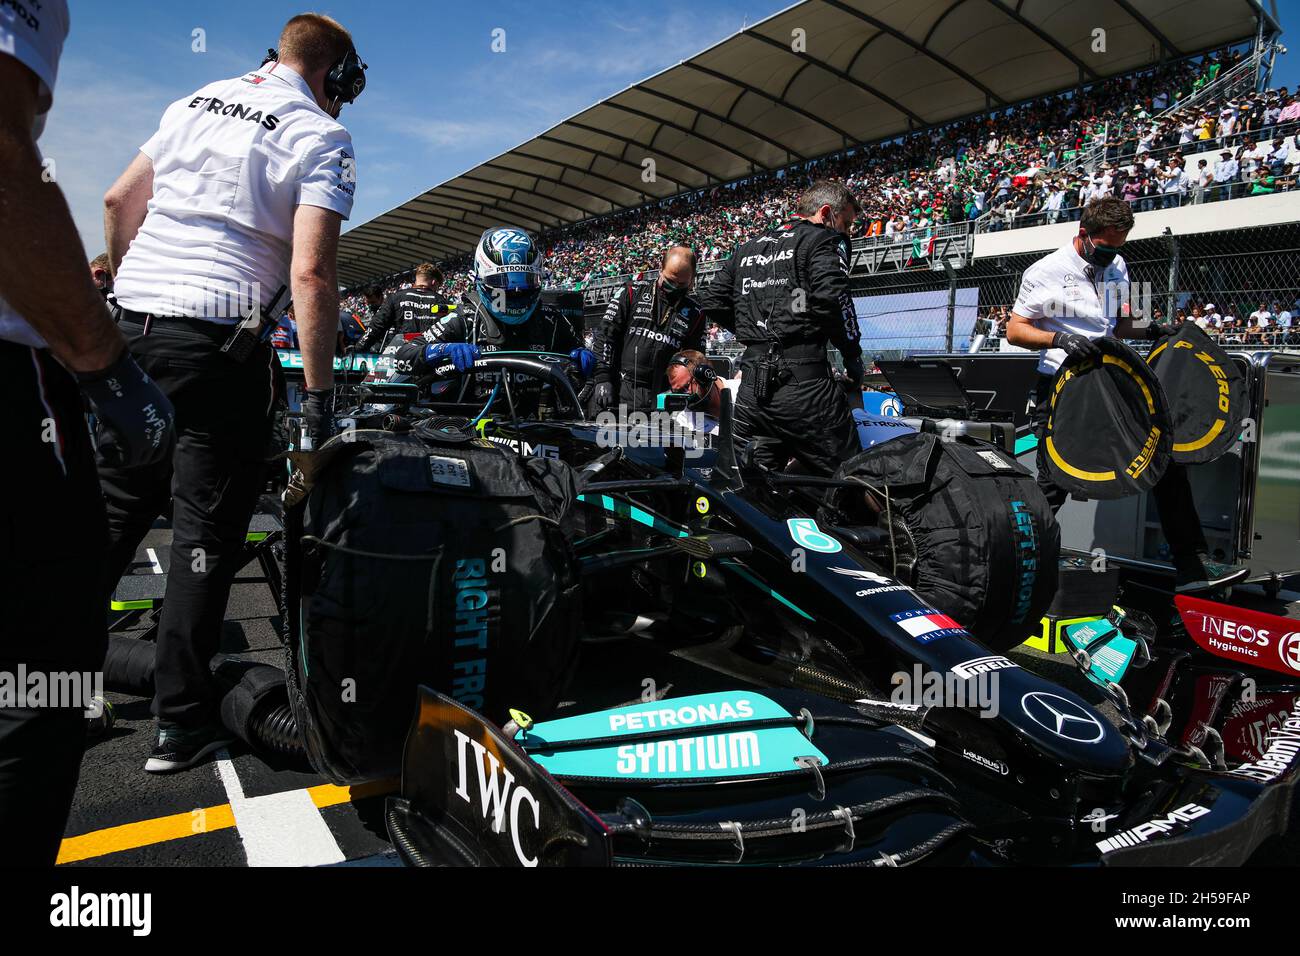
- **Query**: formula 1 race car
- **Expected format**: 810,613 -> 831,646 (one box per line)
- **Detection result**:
269,350 -> 1300,867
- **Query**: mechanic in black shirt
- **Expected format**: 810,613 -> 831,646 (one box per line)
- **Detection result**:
354,262 -> 451,352
700,180 -> 865,475
393,227 -> 591,416
591,246 -> 704,412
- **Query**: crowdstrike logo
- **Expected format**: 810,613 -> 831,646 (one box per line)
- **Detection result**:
1021,692 -> 1105,743
1095,804 -> 1211,854
828,566 -> 893,586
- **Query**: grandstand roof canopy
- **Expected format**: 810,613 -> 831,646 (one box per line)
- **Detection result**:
338,0 -> 1273,286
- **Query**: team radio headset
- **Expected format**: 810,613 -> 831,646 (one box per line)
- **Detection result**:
667,353 -> 718,411
261,44 -> 368,109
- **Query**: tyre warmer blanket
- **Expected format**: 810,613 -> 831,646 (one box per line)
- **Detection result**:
283,425 -> 583,784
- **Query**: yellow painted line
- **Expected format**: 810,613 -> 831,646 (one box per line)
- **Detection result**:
57,779 -> 397,865
308,779 -> 397,809
57,803 -> 237,865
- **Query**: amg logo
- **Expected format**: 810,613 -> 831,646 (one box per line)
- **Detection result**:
452,729 -> 542,866
1095,803 -> 1210,854
951,656 -> 1018,680
486,436 -> 560,459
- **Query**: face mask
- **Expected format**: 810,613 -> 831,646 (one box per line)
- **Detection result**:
659,278 -> 689,303
1080,233 -> 1122,268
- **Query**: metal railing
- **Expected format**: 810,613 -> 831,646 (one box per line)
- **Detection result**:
971,44 -> 1274,233
572,224 -> 977,306
975,168 -> 1299,234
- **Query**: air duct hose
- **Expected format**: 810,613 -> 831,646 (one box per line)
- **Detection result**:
102,636 -> 306,762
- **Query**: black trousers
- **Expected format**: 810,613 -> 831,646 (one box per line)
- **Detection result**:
98,317 -> 274,726
734,361 -> 858,476
1030,373 -> 1207,558
615,380 -> 660,415
0,341 -> 107,865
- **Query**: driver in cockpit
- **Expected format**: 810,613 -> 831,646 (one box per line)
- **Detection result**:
392,227 -> 592,414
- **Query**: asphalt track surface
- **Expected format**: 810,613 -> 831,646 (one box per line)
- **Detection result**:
61,522 -> 1300,867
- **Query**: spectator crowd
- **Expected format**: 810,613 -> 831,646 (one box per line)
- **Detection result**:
979,296 -> 1299,350
346,42 -> 1300,334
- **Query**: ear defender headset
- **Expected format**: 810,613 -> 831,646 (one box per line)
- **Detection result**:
668,354 -> 718,409
261,44 -> 368,106
325,47 -> 368,104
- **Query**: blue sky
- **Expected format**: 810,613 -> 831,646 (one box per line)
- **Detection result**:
44,0 -> 794,251
42,0 -> 1300,254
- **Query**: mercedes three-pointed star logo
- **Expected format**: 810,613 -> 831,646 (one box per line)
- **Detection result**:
1021,692 -> 1105,743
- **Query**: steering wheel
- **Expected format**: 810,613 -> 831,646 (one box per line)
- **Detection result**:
426,351 -> 590,423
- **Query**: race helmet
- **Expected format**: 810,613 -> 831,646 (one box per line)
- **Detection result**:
474,227 -> 544,325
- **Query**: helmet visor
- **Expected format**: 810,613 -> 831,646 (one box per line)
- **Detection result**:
479,269 -> 542,292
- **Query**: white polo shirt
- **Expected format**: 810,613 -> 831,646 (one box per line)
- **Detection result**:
1012,241 -> 1129,374
0,0 -> 69,347
112,61 -> 356,321
674,377 -> 742,437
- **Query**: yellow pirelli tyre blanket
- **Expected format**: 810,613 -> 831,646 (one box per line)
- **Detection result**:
1145,322 -> 1248,465
1043,337 -> 1172,499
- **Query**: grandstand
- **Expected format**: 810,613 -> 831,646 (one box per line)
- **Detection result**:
335,0 -> 1291,358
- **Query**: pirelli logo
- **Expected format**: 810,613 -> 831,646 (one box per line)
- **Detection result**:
1125,426 -> 1162,480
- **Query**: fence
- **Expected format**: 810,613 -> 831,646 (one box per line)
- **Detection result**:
846,221 -> 1300,359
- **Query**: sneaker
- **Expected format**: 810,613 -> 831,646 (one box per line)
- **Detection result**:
1174,553 -> 1250,594
145,721 -> 234,774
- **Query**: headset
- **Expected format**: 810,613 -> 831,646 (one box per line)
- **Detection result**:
261,44 -> 368,106
668,353 -> 718,390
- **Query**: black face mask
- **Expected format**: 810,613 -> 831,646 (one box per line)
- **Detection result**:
659,278 -> 689,303
1080,233 -> 1122,269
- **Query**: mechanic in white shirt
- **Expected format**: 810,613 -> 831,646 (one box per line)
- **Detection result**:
98,13 -> 365,774
665,350 -> 741,437
0,0 -> 177,867
1006,196 -> 1247,594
